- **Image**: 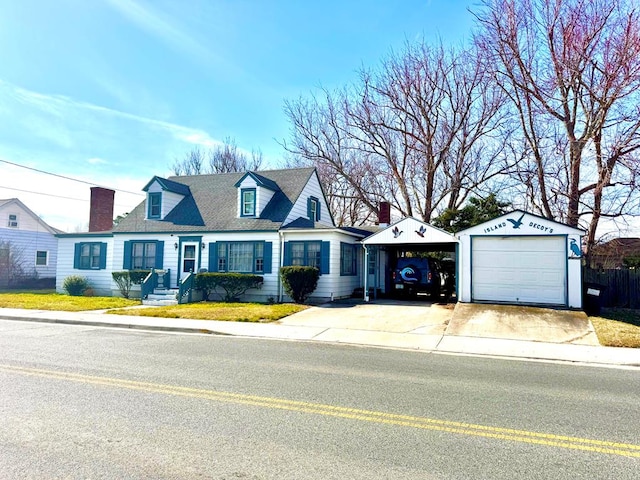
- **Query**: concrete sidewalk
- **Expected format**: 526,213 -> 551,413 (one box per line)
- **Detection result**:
1,306 -> 639,368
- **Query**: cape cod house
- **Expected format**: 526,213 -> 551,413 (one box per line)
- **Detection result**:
55,168 -> 369,302
0,198 -> 60,288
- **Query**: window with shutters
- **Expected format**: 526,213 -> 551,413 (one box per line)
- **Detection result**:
216,241 -> 266,273
131,242 -> 157,269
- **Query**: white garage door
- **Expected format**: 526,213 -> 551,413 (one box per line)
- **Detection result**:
472,236 -> 566,306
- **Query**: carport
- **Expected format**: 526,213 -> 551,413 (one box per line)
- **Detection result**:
360,217 -> 458,301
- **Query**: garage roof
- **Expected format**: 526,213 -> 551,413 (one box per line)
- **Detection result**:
456,210 -> 584,237
361,216 -> 457,245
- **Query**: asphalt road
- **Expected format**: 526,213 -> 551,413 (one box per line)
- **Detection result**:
0,320 -> 638,479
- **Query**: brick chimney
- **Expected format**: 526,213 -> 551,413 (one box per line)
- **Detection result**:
89,187 -> 115,232
378,201 -> 391,226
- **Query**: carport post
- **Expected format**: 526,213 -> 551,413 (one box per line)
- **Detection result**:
363,245 -> 369,302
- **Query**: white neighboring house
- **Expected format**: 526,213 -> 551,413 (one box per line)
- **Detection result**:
0,198 -> 60,287
56,168 -> 369,302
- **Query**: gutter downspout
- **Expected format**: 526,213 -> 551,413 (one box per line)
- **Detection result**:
278,230 -> 285,303
363,245 -> 369,302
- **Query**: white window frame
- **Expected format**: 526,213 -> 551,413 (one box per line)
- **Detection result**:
7,213 -> 18,228
35,250 -> 48,266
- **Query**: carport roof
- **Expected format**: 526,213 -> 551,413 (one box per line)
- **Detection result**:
361,216 -> 457,245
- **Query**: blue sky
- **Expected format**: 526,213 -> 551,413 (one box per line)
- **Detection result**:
0,0 -> 476,232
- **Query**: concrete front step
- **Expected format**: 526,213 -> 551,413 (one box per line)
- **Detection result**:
143,289 -> 179,306
142,299 -> 179,306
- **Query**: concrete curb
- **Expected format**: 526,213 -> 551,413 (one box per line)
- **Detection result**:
1,310 -> 639,368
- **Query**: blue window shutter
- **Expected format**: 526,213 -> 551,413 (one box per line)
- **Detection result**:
317,200 -> 321,221
73,243 -> 81,269
320,241 -> 330,274
263,242 -> 272,273
307,197 -> 312,220
283,242 -> 292,266
123,241 -> 132,269
208,242 -> 217,271
155,241 -> 164,268
99,243 -> 107,269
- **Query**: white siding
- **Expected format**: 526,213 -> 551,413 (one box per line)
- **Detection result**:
162,191 -> 185,217
257,188 -> 275,216
0,202 -> 50,232
279,230 -> 362,302
56,236 -> 114,296
284,172 -> 334,227
0,228 -> 57,278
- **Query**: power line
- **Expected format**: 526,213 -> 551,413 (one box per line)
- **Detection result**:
0,158 -> 144,196
0,185 -> 135,210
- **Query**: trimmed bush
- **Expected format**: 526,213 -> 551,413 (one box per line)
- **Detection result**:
195,273 -> 263,302
63,275 -> 90,296
112,270 -> 151,298
280,266 -> 319,304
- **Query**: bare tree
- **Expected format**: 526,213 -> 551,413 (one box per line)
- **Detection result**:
172,137 -> 263,176
208,137 -> 263,173
282,41 -> 508,224
172,146 -> 206,175
475,0 -> 640,255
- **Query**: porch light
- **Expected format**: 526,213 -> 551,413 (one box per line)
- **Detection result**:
174,242 -> 178,250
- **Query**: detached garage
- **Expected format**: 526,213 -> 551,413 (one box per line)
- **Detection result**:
457,210 -> 584,308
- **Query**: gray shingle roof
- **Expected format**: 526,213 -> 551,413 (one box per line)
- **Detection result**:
114,167 -> 316,233
142,176 -> 192,196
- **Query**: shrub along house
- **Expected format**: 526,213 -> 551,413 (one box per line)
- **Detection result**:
55,168 -> 368,303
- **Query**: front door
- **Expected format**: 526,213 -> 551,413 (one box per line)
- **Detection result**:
180,242 -> 199,279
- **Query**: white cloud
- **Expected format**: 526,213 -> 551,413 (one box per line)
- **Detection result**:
105,0 -> 217,67
178,132 -> 221,148
0,80 -> 227,231
87,157 -> 108,165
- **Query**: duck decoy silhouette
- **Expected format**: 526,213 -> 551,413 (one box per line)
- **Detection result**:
415,225 -> 427,237
392,226 -> 403,238
570,238 -> 582,257
507,212 -> 525,229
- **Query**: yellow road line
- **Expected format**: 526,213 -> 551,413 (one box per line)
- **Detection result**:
2,364 -> 638,458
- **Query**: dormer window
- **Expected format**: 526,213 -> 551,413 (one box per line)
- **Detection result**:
308,196 -> 320,222
241,188 -> 256,217
148,193 -> 161,219
7,214 -> 18,228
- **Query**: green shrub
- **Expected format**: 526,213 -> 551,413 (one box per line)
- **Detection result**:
63,275 -> 90,296
195,273 -> 263,302
623,255 -> 640,269
112,270 -> 151,299
129,270 -> 151,284
279,266 -> 319,304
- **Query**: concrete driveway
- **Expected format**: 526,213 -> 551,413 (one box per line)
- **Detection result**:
279,299 -> 599,346
280,298 -> 451,335
446,303 -> 599,345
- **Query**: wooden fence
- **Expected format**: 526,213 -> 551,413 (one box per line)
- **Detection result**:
582,268 -> 640,309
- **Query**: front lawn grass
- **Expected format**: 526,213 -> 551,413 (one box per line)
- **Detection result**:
108,302 -> 308,322
590,309 -> 640,348
0,292 -> 140,311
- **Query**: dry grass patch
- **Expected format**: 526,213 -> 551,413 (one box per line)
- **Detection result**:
107,302 -> 308,322
590,309 -> 640,348
0,292 -> 140,311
